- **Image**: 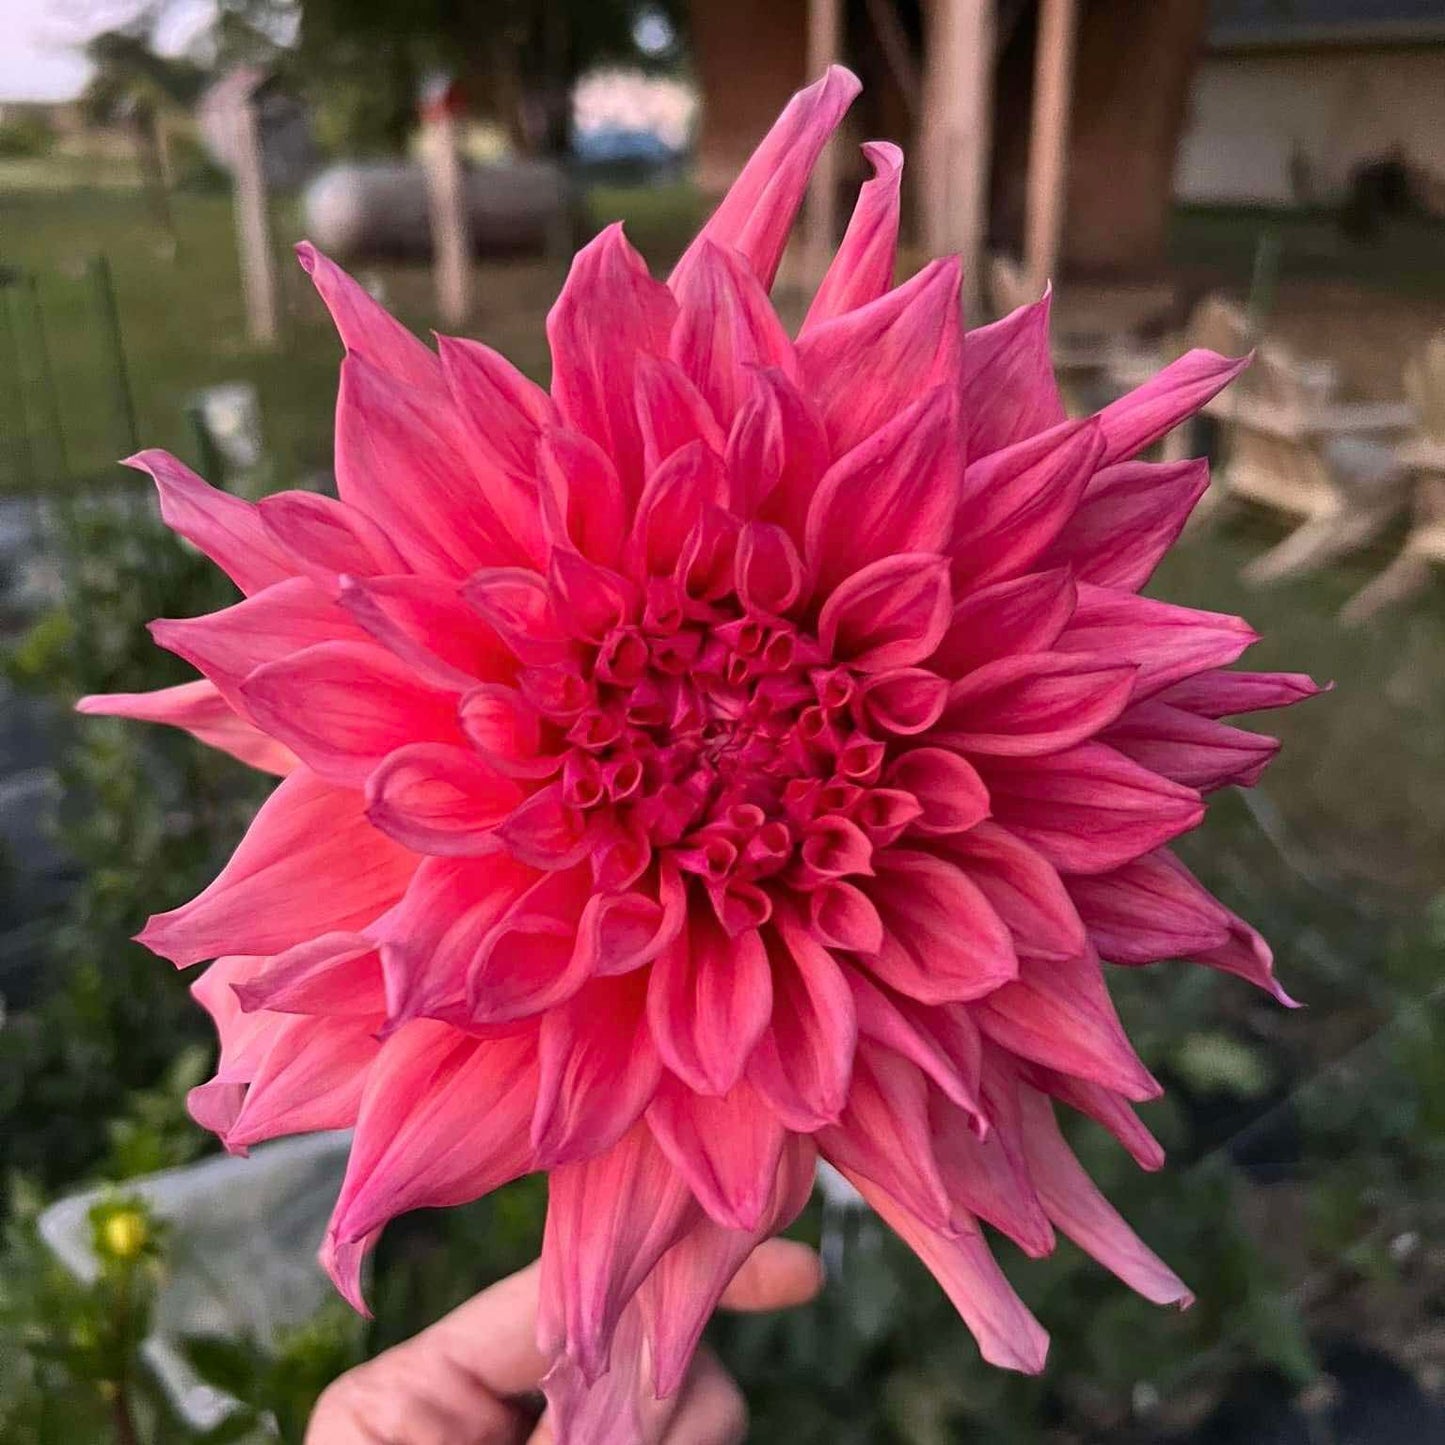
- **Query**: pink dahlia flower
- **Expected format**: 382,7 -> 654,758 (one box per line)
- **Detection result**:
80,68 -> 1320,1440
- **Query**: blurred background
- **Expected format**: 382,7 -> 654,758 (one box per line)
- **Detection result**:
2,1 -> 1444,1441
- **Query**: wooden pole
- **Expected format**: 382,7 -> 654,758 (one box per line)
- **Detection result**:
424,111 -> 472,328
231,92 -> 278,347
1023,0 -> 1079,297
802,0 -> 844,285
920,0 -> 995,318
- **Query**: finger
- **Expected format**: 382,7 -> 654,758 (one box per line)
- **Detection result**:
718,1239 -> 824,1312
658,1350 -> 748,1445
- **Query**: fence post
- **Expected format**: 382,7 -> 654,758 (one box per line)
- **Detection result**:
88,254 -> 140,457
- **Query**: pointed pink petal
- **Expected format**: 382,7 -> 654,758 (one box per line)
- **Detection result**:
974,951 -> 1160,1101
857,667 -> 950,736
809,880 -> 884,954
324,1021 -> 539,1307
631,440 -> 730,579
296,241 -> 442,393
735,521 -> 805,615
980,742 -> 1204,875
1018,1088 -> 1193,1306
539,1122 -> 698,1381
864,849 -> 1017,1003
462,566 -> 572,666
747,911 -> 857,1130
648,914 -> 773,1096
364,742 -> 523,854
806,386 -> 959,598
139,771 -> 415,967
533,971 -> 661,1166
798,256 -> 963,457
435,331 -> 553,478
950,417 -> 1105,588
1068,850 -> 1234,962
1040,458 -> 1210,591
962,291 -> 1068,461
1020,1063 -> 1166,1172
932,568 -> 1077,677
883,746 -> 990,835
1058,586 -> 1258,699
672,65 -> 861,292
541,1303 -> 647,1445
1095,349 -> 1249,466
936,652 -> 1136,757
1103,700 -> 1279,791
727,366 -> 830,536
802,140 -> 903,331
240,640 -> 465,789
844,1168 -> 1051,1373
76,679 -> 297,775
1191,916 -> 1299,1006
934,822 -> 1087,962
647,1074 -> 788,1230
548,223 -> 677,505
125,449 -> 296,595
538,426 -> 630,569
231,932 -> 383,1016
634,355 -> 727,477
1158,669 -> 1326,719
256,489 -> 405,591
819,553 -> 952,671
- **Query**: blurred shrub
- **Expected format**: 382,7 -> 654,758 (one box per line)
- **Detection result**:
0,118 -> 51,159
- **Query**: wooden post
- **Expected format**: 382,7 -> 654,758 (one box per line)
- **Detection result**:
802,0 -> 844,285
423,109 -> 472,328
919,0 -> 995,318
231,90 -> 279,347
1024,0 -> 1079,297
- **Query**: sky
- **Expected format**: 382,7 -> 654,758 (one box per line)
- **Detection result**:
1,0 -> 215,103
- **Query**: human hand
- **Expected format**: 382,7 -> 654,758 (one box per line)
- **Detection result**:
305,1239 -> 823,1444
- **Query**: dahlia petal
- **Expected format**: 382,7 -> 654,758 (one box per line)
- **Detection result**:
1192,916 -> 1299,1006
578,864 -> 686,976
950,417 -> 1105,588
809,880 -> 884,954
729,366 -> 830,536
747,914 -> 857,1130
539,426 -> 629,569
806,385 -> 959,597
256,490 -> 406,590
240,641 -> 465,789
462,566 -> 571,665
191,955 -> 284,1083
547,549 -> 636,644
459,684 -> 559,779
634,356 -> 727,478
124,449 -> 296,596
542,1303 -> 648,1445
365,743 -> 523,855
548,223 -> 677,505
671,65 -> 861,292
1038,458 -> 1210,591
671,240 -> 797,427
1103,701 -> 1279,791
846,1169 -> 1051,1373
139,771 -> 415,967
931,1068 -> 1054,1256
931,568 -> 1077,677
648,915 -> 772,1096
647,1075 -> 788,1230
338,573 -> 517,691
735,521 -> 805,615
818,553 -> 952,671
1095,349 -> 1248,467
797,256 -> 963,456
884,746 -> 990,835
231,932 -> 383,1017
149,576 -> 365,718
469,864 -> 598,1020
936,652 -> 1136,757
857,668 -> 950,735
533,971 -> 660,1166
325,1021 -> 539,1303
1058,586 -> 1258,700
847,967 -> 983,1118
225,1012 -> 380,1151
75,680 -> 297,775
975,952 -> 1160,1101
493,784 -> 591,871
538,1121 -> 698,1382
801,140 -> 903,332
1158,669 -> 1325,719
980,742 -> 1204,876
961,291 -> 1068,462
820,1046 -> 953,1229
436,331 -> 553,480
934,822 -> 1087,963
336,353 -> 525,576
632,441 -> 730,579
641,1134 -> 816,1397
296,241 -> 442,393
1018,1088 -> 1193,1307
379,854 -> 539,1028
1020,1064 -> 1166,1172
866,849 -> 1017,1003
